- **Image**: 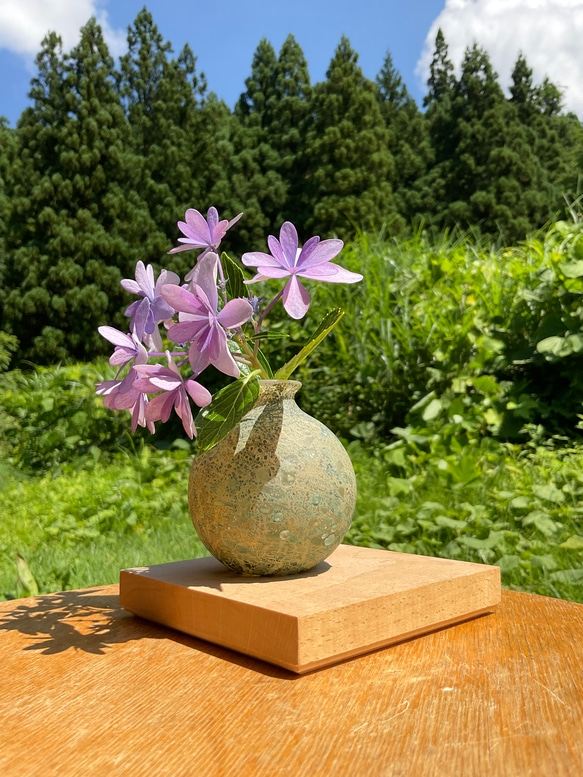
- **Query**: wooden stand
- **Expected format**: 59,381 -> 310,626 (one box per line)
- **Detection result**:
119,544 -> 500,673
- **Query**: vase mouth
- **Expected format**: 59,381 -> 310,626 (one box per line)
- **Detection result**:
256,379 -> 302,403
258,379 -> 302,386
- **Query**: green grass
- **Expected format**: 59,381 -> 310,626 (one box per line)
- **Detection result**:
3,220 -> 583,602
2,436 -> 583,602
0,449 -> 208,599
346,438 -> 583,603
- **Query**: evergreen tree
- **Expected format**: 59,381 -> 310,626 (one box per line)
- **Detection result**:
3,20 -> 162,362
376,51 -> 433,224
511,54 -> 583,207
425,28 -> 456,105
303,36 -> 401,239
422,39 -> 556,241
230,38 -> 286,247
116,8 -> 206,273
0,118 -> 15,314
270,34 -> 313,227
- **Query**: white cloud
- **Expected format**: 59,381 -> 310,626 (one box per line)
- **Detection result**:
0,0 -> 126,65
416,0 -> 583,116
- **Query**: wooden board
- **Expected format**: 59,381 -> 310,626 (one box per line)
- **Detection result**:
119,544 -> 500,672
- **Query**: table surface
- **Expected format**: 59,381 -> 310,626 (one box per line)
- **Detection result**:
1,586 -> 582,777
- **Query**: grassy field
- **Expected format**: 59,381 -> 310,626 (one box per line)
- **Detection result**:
3,220 -> 583,601
2,436 -> 583,602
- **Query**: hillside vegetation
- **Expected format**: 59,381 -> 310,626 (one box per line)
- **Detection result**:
3,219 -> 583,602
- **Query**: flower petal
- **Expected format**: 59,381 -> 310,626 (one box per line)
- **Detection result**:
185,379 -> 212,407
120,279 -> 142,295
296,238 -> 344,270
192,252 -> 219,312
134,261 -> 155,299
183,209 -> 211,241
161,284 -> 202,315
145,391 -> 176,423
299,263 -> 363,283
266,236 -> 287,267
167,319 -> 207,344
217,298 -> 253,329
241,251 -> 284,269
279,222 -> 299,267
98,326 -> 134,349
282,276 -> 310,319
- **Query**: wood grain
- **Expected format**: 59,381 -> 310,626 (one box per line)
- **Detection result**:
1,586 -> 582,776
119,545 -> 501,672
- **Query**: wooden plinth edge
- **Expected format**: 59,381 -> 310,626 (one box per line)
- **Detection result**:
120,545 -> 501,673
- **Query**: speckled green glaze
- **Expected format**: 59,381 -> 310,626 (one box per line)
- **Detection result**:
188,380 -> 356,576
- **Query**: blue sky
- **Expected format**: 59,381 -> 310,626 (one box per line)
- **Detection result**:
1,0 -> 583,125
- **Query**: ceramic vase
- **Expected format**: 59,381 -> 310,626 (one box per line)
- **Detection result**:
188,380 -> 356,576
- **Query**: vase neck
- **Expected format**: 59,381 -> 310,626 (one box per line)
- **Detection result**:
255,380 -> 301,406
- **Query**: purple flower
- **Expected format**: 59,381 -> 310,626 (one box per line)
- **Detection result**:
96,327 -> 154,433
241,222 -> 363,319
168,207 -> 243,264
98,326 -> 148,368
133,354 -> 212,439
121,261 -> 180,344
161,253 -> 253,378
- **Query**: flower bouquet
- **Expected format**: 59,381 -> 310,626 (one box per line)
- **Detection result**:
96,207 -> 362,453
97,207 -> 362,575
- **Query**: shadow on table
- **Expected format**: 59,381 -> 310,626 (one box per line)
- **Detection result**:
0,588 -> 295,679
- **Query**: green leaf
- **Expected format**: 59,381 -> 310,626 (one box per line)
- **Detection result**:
550,568 -> 583,584
459,531 -> 506,550
530,554 -> 558,571
16,554 -> 39,597
496,555 -> 520,574
256,347 -> 274,379
221,252 -> 246,300
558,260 -> 583,278
435,515 -> 468,530
531,484 -> 565,504
195,374 -> 260,453
422,398 -> 442,421
275,308 -> 345,380
227,339 -> 253,378
246,331 -> 289,341
560,535 -> 583,550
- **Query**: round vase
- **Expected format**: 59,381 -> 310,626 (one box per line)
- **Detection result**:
188,380 -> 356,576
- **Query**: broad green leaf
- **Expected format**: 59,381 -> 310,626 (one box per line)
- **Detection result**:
221,252 -> 247,300
496,555 -> 520,574
530,554 -> 558,570
550,569 -> 583,584
560,535 -> 583,550
435,515 -> 468,530
195,373 -> 260,453
558,260 -> 583,278
386,476 -> 414,497
275,308 -> 345,380
532,484 -> 565,504
391,426 -> 428,445
422,398 -> 442,421
533,515 -> 559,537
459,531 -> 506,550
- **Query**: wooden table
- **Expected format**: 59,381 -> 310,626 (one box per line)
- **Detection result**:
1,587 -> 582,776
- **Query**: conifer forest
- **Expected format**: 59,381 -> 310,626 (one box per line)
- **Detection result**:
1,9 -> 582,364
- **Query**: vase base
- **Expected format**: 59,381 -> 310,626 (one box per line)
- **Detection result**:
119,545 -> 500,674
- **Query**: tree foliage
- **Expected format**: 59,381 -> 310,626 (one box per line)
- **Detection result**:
1,14 -> 583,365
